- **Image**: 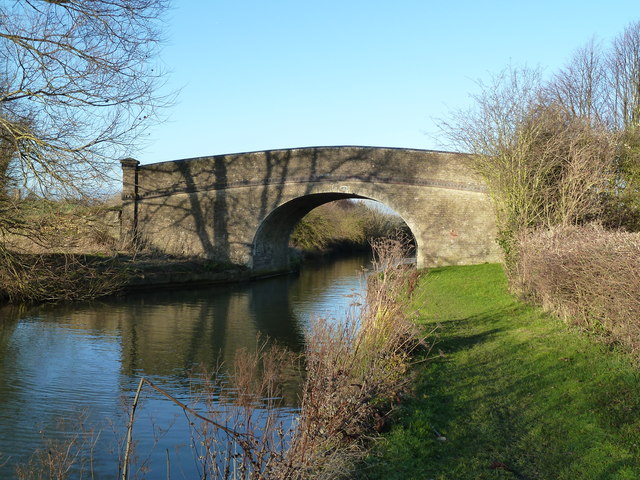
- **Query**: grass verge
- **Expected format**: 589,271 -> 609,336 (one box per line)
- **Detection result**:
359,263 -> 640,480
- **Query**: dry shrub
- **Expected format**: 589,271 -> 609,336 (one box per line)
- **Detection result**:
514,224 -> 640,352
0,197 -> 128,303
0,250 -> 126,303
278,237 -> 426,479
440,66 -> 617,265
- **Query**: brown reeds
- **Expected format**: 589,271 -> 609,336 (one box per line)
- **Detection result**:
514,224 -> 640,354
276,237 -> 426,479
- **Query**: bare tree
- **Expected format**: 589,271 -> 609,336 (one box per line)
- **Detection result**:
546,38 -> 607,124
439,66 -> 616,261
0,0 -> 170,196
607,20 -> 640,131
438,65 -> 544,158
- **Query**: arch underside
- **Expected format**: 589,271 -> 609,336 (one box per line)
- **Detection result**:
251,193 -> 365,273
252,192 -> 372,274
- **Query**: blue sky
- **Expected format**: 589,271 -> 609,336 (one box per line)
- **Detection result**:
135,1 -> 640,165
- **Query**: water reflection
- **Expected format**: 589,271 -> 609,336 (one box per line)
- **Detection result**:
0,253 -> 371,478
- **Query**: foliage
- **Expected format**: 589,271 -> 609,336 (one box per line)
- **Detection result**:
602,127 -> 640,229
289,205 -> 340,252
547,21 -> 640,229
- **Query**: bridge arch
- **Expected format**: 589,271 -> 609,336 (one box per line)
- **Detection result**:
120,146 -> 501,276
251,193 -> 417,273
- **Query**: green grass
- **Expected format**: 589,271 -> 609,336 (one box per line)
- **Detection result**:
359,263 -> 640,480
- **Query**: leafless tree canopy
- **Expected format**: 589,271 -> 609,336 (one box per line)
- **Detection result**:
546,22 -> 640,132
546,39 -> 607,124
608,21 -> 640,131
439,19 -> 640,251
0,0 -> 170,195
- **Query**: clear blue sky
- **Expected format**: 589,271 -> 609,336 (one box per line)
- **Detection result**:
135,1 -> 640,165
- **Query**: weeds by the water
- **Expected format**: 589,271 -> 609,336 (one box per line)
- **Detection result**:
119,342 -> 298,480
275,237 -> 426,479
14,413 -> 99,480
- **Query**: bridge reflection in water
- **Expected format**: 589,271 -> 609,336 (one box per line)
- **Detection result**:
0,253 -> 371,478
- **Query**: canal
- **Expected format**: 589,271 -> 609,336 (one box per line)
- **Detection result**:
0,253 -> 372,479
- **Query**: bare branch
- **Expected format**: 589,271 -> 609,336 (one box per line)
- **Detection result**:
0,0 -> 171,196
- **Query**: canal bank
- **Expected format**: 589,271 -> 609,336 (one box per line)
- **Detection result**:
117,249 -> 372,293
0,249 -> 373,304
360,263 -> 640,480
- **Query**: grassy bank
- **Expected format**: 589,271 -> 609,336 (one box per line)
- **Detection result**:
360,263 -> 640,480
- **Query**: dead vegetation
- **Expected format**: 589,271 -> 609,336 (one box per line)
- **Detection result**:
0,197 -> 128,303
514,224 -> 640,355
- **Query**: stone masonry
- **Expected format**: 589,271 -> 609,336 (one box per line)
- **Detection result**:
121,146 -> 502,275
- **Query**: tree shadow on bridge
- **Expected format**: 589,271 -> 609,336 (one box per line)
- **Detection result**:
134,146 -> 425,271
174,158 -> 229,261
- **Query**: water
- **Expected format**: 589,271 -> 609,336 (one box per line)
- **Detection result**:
0,253 -> 371,479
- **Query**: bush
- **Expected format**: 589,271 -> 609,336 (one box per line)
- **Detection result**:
514,224 -> 640,353
0,251 -> 127,303
278,237 -> 425,479
0,197 -> 126,303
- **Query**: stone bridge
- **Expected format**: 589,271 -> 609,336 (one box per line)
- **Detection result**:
121,146 -> 501,276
